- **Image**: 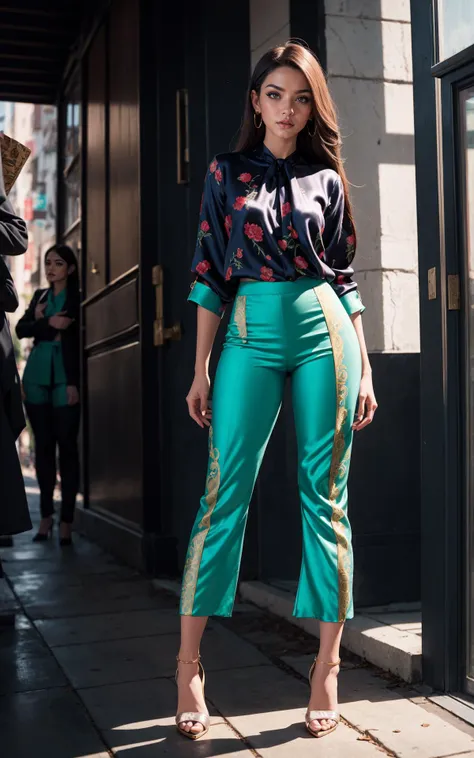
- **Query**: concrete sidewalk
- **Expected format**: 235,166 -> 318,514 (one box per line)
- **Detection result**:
1,478 -> 474,757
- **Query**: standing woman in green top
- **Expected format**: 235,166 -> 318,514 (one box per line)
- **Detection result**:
17,244 -> 80,545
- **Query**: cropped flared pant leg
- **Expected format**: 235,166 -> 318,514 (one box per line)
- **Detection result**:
180,279 -> 361,621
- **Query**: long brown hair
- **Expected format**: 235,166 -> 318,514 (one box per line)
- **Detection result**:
236,41 -> 355,232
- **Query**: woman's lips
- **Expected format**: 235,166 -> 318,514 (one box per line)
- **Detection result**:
277,121 -> 294,128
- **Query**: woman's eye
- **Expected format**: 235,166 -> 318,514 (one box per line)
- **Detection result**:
267,91 -> 280,99
297,96 -> 310,104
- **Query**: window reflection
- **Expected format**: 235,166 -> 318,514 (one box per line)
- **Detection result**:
438,0 -> 474,60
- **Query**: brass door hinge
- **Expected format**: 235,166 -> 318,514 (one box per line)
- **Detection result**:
448,274 -> 460,311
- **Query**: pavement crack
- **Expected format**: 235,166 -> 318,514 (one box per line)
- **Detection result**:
205,697 -> 263,757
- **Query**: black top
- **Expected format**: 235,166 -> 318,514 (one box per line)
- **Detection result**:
16,288 -> 80,386
189,143 -> 362,313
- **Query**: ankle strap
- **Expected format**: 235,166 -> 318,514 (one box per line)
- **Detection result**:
176,654 -> 201,664
315,656 -> 341,666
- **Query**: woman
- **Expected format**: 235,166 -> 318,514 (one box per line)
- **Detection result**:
16,244 -> 80,546
176,42 -> 378,741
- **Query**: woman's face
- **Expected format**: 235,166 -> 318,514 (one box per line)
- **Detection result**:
45,252 -> 74,285
251,65 -> 313,143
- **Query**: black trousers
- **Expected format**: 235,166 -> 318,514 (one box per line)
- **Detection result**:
25,403 -> 80,524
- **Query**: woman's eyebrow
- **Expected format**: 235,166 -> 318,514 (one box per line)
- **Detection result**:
265,83 -> 312,93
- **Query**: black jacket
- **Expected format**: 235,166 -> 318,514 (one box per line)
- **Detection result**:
0,258 -> 31,535
16,288 -> 80,387
0,156 -> 31,535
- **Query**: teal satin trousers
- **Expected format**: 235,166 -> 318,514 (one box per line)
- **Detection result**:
180,278 -> 362,622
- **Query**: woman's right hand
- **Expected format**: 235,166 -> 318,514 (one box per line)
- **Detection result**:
49,311 -> 73,330
34,301 -> 46,320
187,372 -> 212,428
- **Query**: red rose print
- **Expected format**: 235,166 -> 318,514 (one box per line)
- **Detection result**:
281,202 -> 291,217
233,196 -> 246,211
278,239 -> 288,251
238,172 -> 252,183
336,274 -> 346,284
260,266 -> 275,282
225,215 -> 232,237
236,248 -> 243,258
244,222 -> 264,242
319,251 -> 325,259
266,255 -> 272,260
200,220 -> 210,233
225,266 -> 233,281
320,225 -> 325,234
209,159 -> 217,173
294,256 -> 308,269
214,168 -> 223,184
346,234 -> 355,247
288,225 -> 298,239
196,260 -> 211,275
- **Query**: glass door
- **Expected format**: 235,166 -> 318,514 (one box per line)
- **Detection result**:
459,83 -> 474,695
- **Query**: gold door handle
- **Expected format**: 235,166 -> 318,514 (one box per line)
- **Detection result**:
152,264 -> 182,346
91,261 -> 100,275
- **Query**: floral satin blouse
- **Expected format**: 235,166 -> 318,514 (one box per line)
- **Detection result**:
188,142 -> 365,317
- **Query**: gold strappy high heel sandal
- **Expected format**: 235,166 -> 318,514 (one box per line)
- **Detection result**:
175,654 -> 210,741
305,656 -> 341,738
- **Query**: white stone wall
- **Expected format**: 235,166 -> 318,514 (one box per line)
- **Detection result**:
249,0 -> 419,352
325,0 -> 419,352
250,0 -> 290,70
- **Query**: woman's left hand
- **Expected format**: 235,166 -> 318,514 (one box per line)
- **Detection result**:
67,386 -> 80,406
352,372 -> 377,431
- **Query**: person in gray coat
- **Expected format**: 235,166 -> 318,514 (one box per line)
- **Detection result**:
0,154 -> 31,567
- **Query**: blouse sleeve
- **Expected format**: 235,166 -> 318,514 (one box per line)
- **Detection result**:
323,175 -> 365,316
187,157 -> 237,317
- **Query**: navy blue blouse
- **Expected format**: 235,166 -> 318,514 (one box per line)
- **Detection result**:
188,142 -> 365,317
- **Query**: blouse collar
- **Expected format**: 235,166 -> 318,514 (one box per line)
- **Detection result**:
252,142 -> 308,175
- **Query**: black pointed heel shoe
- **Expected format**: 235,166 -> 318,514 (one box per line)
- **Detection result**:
32,520 -> 53,542
59,523 -> 73,547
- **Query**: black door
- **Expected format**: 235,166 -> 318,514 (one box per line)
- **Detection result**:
80,1 -> 146,556
433,60 -> 474,695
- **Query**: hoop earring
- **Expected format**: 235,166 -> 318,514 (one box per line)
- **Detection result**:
307,119 -> 316,138
254,112 -> 263,129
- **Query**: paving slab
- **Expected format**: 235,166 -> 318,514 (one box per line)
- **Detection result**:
36,608 -> 185,647
2,552 -> 126,576
53,624 -> 269,689
204,663 -> 384,756
0,577 -> 20,614
0,535 -> 108,562
18,579 -> 172,619
336,667 -> 474,758
240,580 -> 422,683
79,677 -> 253,757
283,655 -> 474,755
8,565 -> 139,591
0,687 -> 109,758
0,626 -> 67,694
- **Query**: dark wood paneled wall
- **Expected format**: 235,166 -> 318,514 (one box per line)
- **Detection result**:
109,0 -> 140,281
88,340 -> 142,523
86,22 -> 107,296
82,0 -> 142,531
